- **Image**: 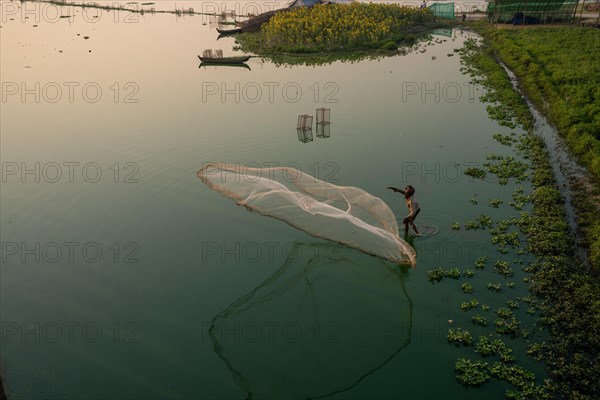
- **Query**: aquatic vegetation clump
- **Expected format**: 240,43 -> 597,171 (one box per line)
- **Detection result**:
427,267 -> 460,282
489,198 -> 504,208
484,154 -> 529,185
240,4 -> 435,54
471,314 -> 488,327
493,132 -> 518,147
448,328 -> 474,346
506,299 -> 519,310
461,282 -> 473,293
494,260 -> 513,277
474,256 -> 487,269
461,299 -> 479,311
454,358 -> 490,386
487,283 -> 502,292
464,167 -> 486,180
475,337 -> 515,362
465,214 -> 493,230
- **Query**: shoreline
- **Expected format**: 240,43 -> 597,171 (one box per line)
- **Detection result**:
458,26 -> 600,398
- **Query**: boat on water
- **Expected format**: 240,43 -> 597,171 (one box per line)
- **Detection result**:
216,27 -> 243,35
197,55 -> 251,64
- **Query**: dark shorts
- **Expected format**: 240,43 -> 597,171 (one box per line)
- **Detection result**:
405,208 -> 420,223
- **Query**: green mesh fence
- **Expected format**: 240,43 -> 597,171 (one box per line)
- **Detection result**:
428,2 -> 455,19
487,0 -> 580,23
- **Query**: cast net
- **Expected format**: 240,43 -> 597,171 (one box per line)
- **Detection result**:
209,243 -> 413,398
197,163 -> 416,266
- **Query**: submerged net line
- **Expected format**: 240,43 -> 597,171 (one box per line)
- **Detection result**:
198,163 -> 416,266
208,242 -> 414,399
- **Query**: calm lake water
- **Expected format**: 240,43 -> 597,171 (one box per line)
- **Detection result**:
1,1 -> 544,399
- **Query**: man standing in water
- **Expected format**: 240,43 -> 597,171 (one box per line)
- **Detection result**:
387,185 -> 422,237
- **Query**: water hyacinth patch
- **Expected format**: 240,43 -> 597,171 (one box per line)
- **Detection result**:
493,132 -> 518,147
454,358 -> 490,386
461,299 -> 479,311
489,198 -> 504,208
448,328 -> 474,346
506,299 -> 519,309
475,256 -> 487,269
494,260 -> 514,277
488,283 -> 502,292
472,314 -> 488,327
462,282 -> 474,293
464,167 -> 487,180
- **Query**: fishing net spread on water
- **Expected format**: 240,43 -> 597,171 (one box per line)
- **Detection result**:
197,163 -> 416,266
208,243 -> 413,398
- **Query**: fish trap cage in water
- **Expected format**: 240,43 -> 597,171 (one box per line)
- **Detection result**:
297,115 -> 313,130
317,124 -> 330,139
297,128 -> 314,143
316,108 -> 331,125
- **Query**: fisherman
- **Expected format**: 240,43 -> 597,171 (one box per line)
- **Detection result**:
387,185 -> 421,237
420,1 -> 427,9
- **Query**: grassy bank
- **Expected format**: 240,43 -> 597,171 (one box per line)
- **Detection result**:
455,32 -> 600,399
235,4 -> 437,54
470,25 -> 600,271
477,27 -> 600,178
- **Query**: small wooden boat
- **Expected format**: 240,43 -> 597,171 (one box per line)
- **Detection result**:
197,55 -> 251,64
216,27 -> 242,35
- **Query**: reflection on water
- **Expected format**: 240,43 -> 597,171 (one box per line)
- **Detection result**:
199,62 -> 251,71
209,243 -> 413,399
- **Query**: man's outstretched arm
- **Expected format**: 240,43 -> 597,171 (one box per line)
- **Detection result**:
387,186 -> 406,194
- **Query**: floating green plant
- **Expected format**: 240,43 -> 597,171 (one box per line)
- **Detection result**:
496,307 -> 514,319
470,195 -> 479,205
487,283 -> 502,292
475,256 -> 487,269
477,214 -> 494,229
494,260 -> 514,277
465,220 -> 480,230
506,299 -> 519,310
451,222 -> 461,230
491,231 -> 521,248
462,282 -> 473,293
489,198 -> 504,208
471,314 -> 488,327
463,269 -> 475,278
494,317 -> 520,336
464,167 -> 486,180
427,267 -> 445,282
493,132 -> 517,147
461,299 -> 479,311
427,267 -> 461,282
484,154 -> 529,185
448,328 -> 474,346
454,358 -> 490,386
446,268 -> 461,279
